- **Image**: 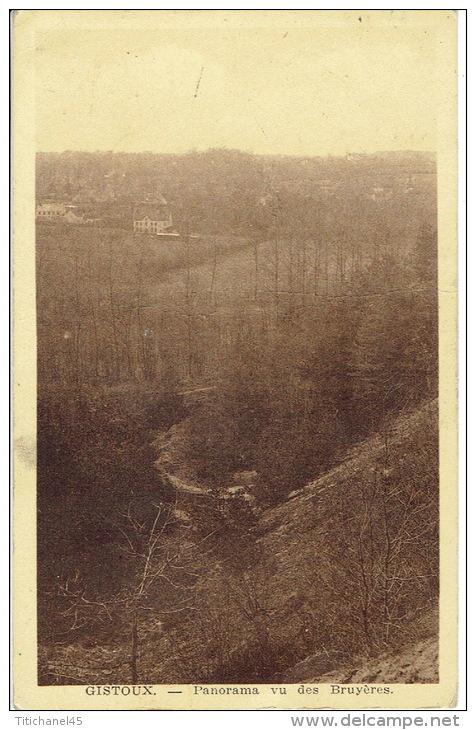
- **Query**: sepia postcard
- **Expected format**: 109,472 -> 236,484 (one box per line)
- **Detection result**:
13,9 -> 459,710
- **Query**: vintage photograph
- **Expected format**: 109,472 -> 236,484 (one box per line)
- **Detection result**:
13,10 -> 458,710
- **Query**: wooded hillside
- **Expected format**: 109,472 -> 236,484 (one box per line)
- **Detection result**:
37,149 -> 439,685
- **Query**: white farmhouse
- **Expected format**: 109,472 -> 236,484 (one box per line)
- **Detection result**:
133,198 -> 173,234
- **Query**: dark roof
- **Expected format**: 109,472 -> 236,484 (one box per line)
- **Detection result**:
134,200 -> 169,220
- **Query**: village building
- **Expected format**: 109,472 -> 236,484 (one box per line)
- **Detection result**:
36,201 -> 67,219
63,208 -> 85,223
63,205 -> 99,224
36,201 -> 96,224
368,178 -> 396,202
133,198 -> 173,234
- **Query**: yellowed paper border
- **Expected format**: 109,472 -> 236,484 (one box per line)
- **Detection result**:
13,9 -> 458,710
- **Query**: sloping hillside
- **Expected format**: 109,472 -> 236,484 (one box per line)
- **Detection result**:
144,398 -> 439,684
245,399 -> 439,682
39,399 -> 438,685
315,635 -> 439,685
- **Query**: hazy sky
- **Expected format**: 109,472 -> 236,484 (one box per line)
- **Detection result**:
34,11 -> 449,156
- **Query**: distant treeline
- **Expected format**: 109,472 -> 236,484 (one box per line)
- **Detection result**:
36,148 -> 436,235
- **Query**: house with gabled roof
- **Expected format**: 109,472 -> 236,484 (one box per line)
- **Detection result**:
133,197 -> 173,234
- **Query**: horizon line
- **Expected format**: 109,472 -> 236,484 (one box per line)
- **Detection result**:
36,148 -> 437,159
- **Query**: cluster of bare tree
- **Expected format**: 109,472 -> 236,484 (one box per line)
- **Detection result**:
179,226 -> 437,495
37,149 -> 438,685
